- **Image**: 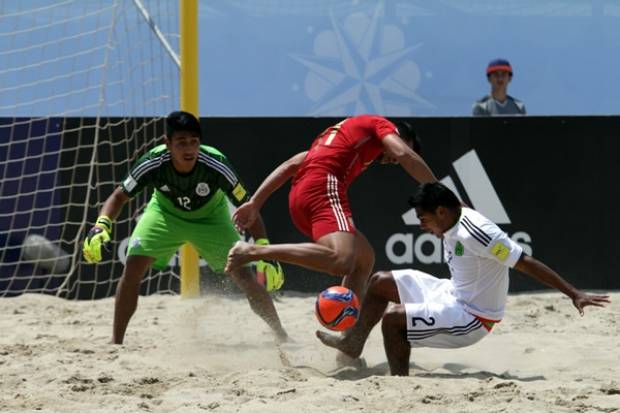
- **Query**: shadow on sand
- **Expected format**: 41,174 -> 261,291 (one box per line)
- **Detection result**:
326,361 -> 546,382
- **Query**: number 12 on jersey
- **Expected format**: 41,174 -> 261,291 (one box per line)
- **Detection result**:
177,196 -> 191,210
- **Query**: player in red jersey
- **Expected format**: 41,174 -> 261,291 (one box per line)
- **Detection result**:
225,115 -> 437,299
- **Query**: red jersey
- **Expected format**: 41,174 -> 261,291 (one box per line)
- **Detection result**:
293,115 -> 398,188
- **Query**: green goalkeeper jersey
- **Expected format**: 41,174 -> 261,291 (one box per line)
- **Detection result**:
120,144 -> 249,214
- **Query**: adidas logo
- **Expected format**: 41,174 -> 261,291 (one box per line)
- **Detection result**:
386,149 -> 531,264
160,185 -> 170,192
402,150 -> 510,225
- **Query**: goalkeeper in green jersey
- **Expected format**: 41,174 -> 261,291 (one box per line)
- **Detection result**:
82,111 -> 287,344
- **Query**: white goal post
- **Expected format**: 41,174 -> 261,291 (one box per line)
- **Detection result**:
0,0 -> 187,299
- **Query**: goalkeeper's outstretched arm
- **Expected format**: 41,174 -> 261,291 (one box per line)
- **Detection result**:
99,187 -> 130,220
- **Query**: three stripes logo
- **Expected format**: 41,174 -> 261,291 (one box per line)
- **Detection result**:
461,215 -> 492,246
385,149 -> 532,265
402,150 -> 510,225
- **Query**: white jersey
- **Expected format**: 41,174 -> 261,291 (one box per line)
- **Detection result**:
443,207 -> 523,320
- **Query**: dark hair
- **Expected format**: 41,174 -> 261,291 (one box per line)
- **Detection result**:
408,182 -> 460,212
166,110 -> 202,139
392,120 -> 422,155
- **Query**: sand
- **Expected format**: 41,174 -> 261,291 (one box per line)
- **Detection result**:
0,290 -> 618,413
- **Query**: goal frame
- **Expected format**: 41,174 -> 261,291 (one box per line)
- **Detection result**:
178,0 -> 200,298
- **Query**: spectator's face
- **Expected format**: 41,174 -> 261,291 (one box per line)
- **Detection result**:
488,71 -> 511,89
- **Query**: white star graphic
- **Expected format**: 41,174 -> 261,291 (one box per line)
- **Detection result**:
291,2 -> 435,115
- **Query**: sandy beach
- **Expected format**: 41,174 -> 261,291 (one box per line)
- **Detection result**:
1,290 -> 618,413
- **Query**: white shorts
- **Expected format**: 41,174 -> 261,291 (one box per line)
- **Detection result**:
392,269 -> 490,349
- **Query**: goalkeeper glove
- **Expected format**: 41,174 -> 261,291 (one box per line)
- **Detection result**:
255,238 -> 284,292
82,215 -> 112,263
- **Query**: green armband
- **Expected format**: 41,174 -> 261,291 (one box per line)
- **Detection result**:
255,238 -> 270,246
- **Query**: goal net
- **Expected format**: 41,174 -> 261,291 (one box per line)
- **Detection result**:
0,0 -> 184,299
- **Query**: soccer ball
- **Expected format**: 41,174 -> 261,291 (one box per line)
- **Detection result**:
315,286 -> 360,331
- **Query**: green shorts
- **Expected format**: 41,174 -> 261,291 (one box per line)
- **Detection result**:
127,191 -> 240,271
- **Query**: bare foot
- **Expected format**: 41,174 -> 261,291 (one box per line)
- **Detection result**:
315,330 -> 364,359
335,351 -> 367,369
274,330 -> 289,344
225,241 -> 253,272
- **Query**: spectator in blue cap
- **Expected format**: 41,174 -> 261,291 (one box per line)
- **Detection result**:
472,58 -> 526,116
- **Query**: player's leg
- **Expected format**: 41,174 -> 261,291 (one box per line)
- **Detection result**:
226,231 -> 357,278
228,266 -> 288,342
192,204 -> 288,342
381,304 -> 411,376
382,270 -> 491,375
112,255 -> 154,344
334,242 -> 377,367
227,173 -> 359,278
342,230 -> 375,301
113,202 -> 183,344
317,271 -> 400,358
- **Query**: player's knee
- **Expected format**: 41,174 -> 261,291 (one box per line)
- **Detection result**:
382,304 -> 407,332
329,261 -> 355,277
328,257 -> 356,276
367,271 -> 396,294
122,256 -> 151,284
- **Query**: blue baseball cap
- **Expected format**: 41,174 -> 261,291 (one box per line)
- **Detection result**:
486,59 -> 513,76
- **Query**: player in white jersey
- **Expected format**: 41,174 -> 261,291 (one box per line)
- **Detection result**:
317,182 -> 610,376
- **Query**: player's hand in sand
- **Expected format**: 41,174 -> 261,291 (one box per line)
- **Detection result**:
232,201 -> 259,232
571,291 -> 610,316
